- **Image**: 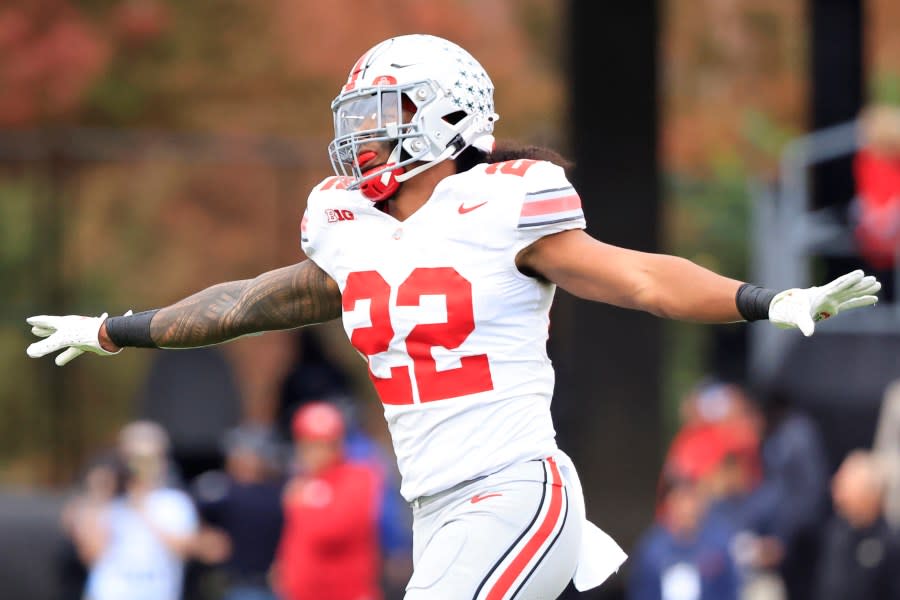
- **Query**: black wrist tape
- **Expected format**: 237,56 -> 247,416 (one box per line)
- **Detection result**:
105,309 -> 159,348
735,283 -> 777,322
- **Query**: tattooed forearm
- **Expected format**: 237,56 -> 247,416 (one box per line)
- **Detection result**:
149,260 -> 342,348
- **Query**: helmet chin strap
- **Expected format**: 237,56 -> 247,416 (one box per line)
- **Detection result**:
396,126 -> 494,183
394,145 -> 456,183
362,128 -> 477,197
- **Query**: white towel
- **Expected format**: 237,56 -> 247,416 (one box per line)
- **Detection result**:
553,451 -> 628,591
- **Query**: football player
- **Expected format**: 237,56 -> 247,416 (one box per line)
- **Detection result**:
27,35 -> 880,599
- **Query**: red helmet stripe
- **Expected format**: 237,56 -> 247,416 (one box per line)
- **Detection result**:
343,49 -> 372,93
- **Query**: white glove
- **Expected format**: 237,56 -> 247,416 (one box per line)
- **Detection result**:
768,270 -> 881,337
26,311 -> 130,366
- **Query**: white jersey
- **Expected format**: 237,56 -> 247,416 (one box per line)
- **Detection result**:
302,159 -> 586,501
85,488 -> 198,600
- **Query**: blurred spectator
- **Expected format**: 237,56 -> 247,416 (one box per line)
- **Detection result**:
741,390 -> 829,600
690,399 -> 783,600
70,421 -> 199,600
853,104 -> 900,283
629,468 -> 740,600
191,425 -> 286,600
874,379 -> 900,530
814,450 -> 900,600
702,424 -> 765,537
665,381 -> 761,488
337,398 -> 413,599
660,382 -> 780,599
663,382 -> 764,531
659,381 -> 833,600
58,454 -> 124,600
273,402 -> 382,600
278,331 -> 413,596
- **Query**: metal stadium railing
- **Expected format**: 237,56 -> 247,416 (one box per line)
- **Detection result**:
749,119 -> 900,382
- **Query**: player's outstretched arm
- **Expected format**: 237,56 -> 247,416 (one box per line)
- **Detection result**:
140,260 -> 341,348
517,229 -> 880,334
27,259 -> 342,365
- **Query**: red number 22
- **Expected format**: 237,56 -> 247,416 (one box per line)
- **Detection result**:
342,267 -> 494,405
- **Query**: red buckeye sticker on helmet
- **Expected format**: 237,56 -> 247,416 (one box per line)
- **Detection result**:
372,75 -> 397,86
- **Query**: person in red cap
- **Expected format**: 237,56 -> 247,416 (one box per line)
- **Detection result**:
273,402 -> 382,600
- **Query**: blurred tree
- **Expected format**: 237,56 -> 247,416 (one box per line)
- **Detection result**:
0,0 -> 111,126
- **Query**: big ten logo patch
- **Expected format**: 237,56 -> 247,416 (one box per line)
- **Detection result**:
326,208 -> 355,223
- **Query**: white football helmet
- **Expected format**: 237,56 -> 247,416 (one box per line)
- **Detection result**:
328,34 -> 499,200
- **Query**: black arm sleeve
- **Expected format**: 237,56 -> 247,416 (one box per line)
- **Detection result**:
105,309 -> 159,348
735,283 -> 777,322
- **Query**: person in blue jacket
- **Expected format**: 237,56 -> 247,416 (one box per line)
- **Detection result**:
629,468 -> 740,600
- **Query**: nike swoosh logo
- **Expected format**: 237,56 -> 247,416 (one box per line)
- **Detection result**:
458,201 -> 488,214
470,492 -> 503,504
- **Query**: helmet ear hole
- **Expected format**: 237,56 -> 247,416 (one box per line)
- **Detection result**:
442,110 -> 467,125
401,94 -> 418,116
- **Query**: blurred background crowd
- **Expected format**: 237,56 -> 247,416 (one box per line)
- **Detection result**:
1,1 -> 900,599
630,378 -> 900,600
55,340 -> 415,600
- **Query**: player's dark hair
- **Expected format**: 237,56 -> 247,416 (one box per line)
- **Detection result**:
454,141 -> 574,175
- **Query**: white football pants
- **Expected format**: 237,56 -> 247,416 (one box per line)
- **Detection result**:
405,457 -> 582,600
